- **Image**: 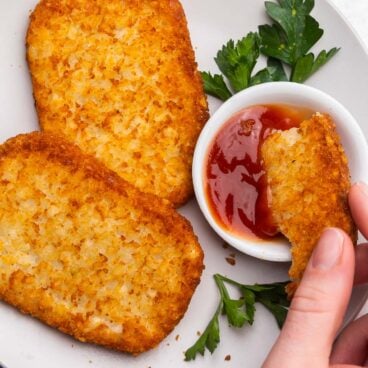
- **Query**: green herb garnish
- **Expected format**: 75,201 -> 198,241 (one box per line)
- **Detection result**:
184,274 -> 289,361
214,33 -> 260,93
202,0 -> 339,100
250,57 -> 288,86
259,0 -> 339,81
290,48 -> 339,82
201,72 -> 232,101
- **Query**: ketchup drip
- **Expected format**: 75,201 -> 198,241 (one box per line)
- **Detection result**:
206,104 -> 312,240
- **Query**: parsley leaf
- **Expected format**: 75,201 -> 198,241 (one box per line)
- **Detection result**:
214,33 -> 259,92
184,275 -> 290,361
277,0 -> 314,14
242,288 -> 256,324
184,301 -> 222,361
252,282 -> 290,328
259,0 -> 339,81
201,72 -> 232,101
250,57 -> 288,86
201,0 -> 339,100
258,297 -> 289,329
259,0 -> 323,65
291,47 -> 340,82
215,275 -> 248,327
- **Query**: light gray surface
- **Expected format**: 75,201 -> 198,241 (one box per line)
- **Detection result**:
330,0 -> 368,49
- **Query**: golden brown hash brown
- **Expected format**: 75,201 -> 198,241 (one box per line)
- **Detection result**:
26,0 -> 209,207
262,113 -> 357,297
0,132 -> 203,354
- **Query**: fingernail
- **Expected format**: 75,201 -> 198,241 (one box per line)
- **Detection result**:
355,182 -> 368,198
312,228 -> 344,270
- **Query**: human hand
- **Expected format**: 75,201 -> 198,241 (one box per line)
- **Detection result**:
262,182 -> 368,368
330,182 -> 368,366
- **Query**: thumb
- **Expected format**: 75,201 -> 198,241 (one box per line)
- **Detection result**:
263,228 -> 355,368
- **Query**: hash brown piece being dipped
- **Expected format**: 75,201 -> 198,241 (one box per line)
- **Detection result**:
26,0 -> 209,207
0,132 -> 203,354
261,113 -> 357,297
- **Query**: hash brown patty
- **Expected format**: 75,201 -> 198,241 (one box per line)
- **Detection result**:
0,132 -> 203,354
262,113 -> 357,297
26,0 -> 209,206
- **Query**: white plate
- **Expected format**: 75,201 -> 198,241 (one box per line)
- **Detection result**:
0,1 -> 367,367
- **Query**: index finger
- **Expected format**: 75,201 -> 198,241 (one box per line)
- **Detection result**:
349,183 -> 368,240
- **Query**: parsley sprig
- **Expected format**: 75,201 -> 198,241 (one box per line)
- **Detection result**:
184,274 -> 290,361
202,0 -> 339,100
201,34 -> 288,101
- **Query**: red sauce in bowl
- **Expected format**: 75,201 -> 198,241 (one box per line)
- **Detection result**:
205,104 -> 312,240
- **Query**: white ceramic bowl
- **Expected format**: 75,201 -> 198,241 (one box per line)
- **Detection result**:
193,82 -> 368,262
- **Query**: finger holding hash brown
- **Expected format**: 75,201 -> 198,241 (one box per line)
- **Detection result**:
26,0 -> 209,206
0,132 -> 203,354
261,113 -> 357,297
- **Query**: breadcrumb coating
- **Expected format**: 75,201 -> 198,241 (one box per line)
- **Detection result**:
262,113 -> 356,297
26,0 -> 209,206
0,132 -> 203,354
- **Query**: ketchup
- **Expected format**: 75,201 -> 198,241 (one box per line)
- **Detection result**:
206,104 -> 312,240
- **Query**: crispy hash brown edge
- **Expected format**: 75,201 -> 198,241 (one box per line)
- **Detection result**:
0,131 -> 204,354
